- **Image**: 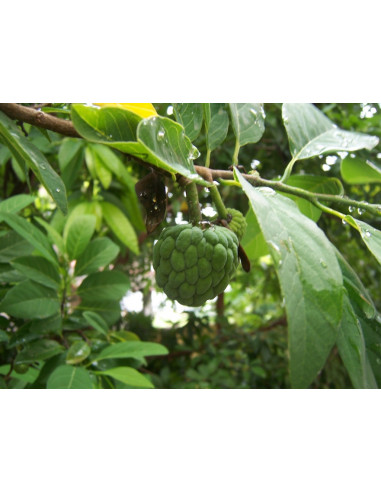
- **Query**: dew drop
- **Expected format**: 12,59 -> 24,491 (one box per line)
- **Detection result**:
348,206 -> 355,213
260,187 -> 276,196
56,188 -> 61,192
320,260 -> 327,268
357,208 -> 365,215
40,165 -> 46,170
365,230 -> 371,238
157,129 -> 165,141
250,108 -> 258,116
342,219 -> 348,226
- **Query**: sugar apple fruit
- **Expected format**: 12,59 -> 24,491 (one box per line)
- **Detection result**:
226,208 -> 247,242
153,224 -> 239,307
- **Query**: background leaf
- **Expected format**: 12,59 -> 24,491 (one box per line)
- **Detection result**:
0,110 -> 68,214
282,174 -> 344,221
11,256 -> 61,289
63,214 -> 96,260
173,103 -> 203,141
0,280 -> 60,319
47,365 -> 94,389
100,201 -> 139,254
235,169 -> 343,388
15,339 -> 64,364
340,156 -> 381,184
95,341 -> 168,362
82,311 -> 109,335
74,237 -> 120,276
77,270 -> 130,302
98,367 -> 154,388
283,103 -> 379,161
229,103 -> 266,146
0,194 -> 35,214
203,103 -> 230,152
0,212 -> 58,265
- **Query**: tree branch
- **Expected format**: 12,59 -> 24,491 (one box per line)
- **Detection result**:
0,103 -> 80,138
1,103 -> 379,218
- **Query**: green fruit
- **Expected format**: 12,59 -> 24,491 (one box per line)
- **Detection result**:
153,224 -> 239,307
14,363 -> 29,374
226,208 -> 247,242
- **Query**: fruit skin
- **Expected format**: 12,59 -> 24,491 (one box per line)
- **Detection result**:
153,224 -> 239,307
226,208 -> 247,242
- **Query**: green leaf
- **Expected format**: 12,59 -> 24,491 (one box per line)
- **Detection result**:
0,194 -> 35,214
203,103 -> 230,152
282,174 -> 344,222
0,110 -> 68,214
0,364 -> 40,383
58,138 -> 85,188
76,300 -> 121,327
98,367 -> 154,388
235,168 -> 343,388
341,156 -> 381,184
0,279 -> 60,319
77,270 -> 130,302
66,341 -> 91,365
63,214 -> 96,260
34,217 -> 65,254
0,264 -> 25,283
11,256 -> 61,289
82,311 -> 109,336
0,330 -> 9,342
173,103 -> 203,141
336,293 -> 377,389
101,201 -> 139,254
137,116 -> 209,186
71,104 -> 141,143
229,103 -> 265,146
95,341 -> 168,362
283,103 -> 379,161
0,212 -> 58,265
74,237 -> 120,276
346,217 -> 381,266
240,208 -> 269,260
0,230 -> 34,261
15,339 -> 64,364
47,365 -> 94,389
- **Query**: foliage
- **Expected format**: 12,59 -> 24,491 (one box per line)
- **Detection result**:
0,102 -> 380,389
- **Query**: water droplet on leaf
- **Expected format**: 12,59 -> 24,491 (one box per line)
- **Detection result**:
342,219 -> 348,226
348,206 -> 355,213
365,230 -> 371,238
157,129 -> 165,141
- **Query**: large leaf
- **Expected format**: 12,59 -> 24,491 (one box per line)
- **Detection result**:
173,103 -> 204,142
341,156 -> 381,184
0,279 -> 60,319
0,110 -> 68,214
0,212 -> 58,265
0,194 -> 35,214
282,174 -> 344,222
203,103 -> 230,152
63,214 -> 96,260
235,169 -> 343,388
15,339 -> 64,364
95,341 -> 168,362
77,270 -> 130,302
137,116 -> 209,186
229,103 -> 265,146
98,367 -> 154,388
74,237 -> 120,276
47,365 -> 94,389
11,256 -> 61,289
71,105 -> 208,186
71,104 -> 141,143
282,103 -> 379,161
100,201 -> 139,254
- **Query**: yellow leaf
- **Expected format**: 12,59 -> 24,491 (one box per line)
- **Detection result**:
94,103 -> 157,118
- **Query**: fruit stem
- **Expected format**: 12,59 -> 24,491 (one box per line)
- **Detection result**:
209,184 -> 228,219
185,181 -> 202,225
